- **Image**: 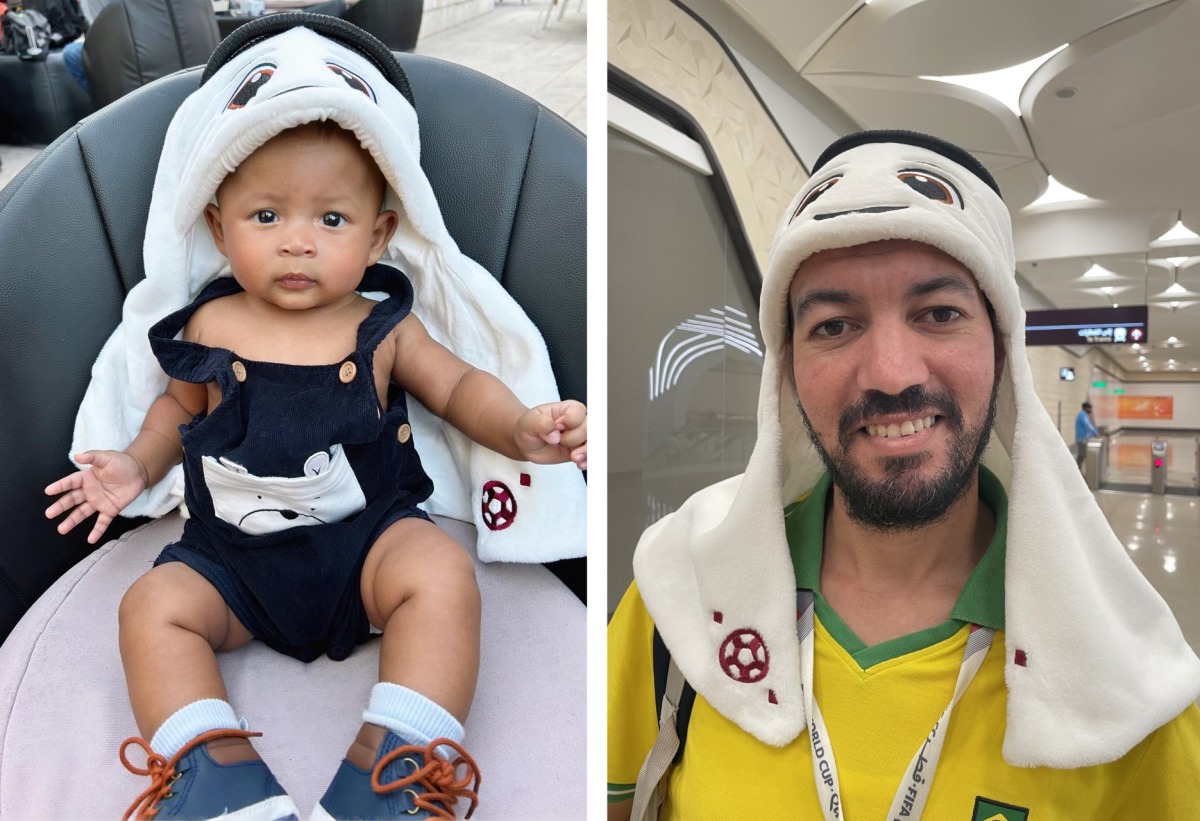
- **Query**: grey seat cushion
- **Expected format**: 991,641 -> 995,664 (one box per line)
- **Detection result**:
0,514 -> 585,818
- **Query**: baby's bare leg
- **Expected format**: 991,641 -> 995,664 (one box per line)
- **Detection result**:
360,517 -> 481,722
118,562 -> 253,739
315,520 -> 480,821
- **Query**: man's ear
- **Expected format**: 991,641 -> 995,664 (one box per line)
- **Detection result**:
367,210 -> 399,264
993,324 -> 1007,377
203,203 -> 227,256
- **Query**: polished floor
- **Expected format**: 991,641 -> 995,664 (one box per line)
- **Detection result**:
1095,488 -> 1200,656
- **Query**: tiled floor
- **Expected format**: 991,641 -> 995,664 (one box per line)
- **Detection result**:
0,144 -> 42,191
0,0 -> 585,191
416,0 -> 586,133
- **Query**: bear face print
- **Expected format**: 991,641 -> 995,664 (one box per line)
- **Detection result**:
201,444 -> 367,535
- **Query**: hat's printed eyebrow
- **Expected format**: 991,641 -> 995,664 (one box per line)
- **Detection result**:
916,161 -> 949,174
792,274 -> 976,324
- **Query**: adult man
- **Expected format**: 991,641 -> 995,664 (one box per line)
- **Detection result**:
608,131 -> 1200,820
1075,401 -> 1099,467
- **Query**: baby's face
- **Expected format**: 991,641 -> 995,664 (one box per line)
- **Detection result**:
203,126 -> 397,313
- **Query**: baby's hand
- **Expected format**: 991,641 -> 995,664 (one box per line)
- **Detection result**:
44,451 -> 148,545
513,400 -> 587,470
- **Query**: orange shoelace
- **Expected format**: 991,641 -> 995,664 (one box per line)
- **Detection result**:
371,737 -> 482,819
119,727 -> 262,821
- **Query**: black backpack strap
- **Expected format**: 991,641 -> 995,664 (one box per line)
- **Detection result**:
652,627 -> 697,764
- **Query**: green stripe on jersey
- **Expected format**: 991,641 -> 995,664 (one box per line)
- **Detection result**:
608,782 -> 637,803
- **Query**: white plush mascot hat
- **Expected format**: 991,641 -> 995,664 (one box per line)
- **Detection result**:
72,14 -> 585,563
634,130 -> 1200,766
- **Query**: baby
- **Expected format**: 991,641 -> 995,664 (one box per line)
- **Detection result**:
45,118 -> 586,820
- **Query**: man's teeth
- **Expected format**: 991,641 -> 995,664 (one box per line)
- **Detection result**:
866,416 -> 936,438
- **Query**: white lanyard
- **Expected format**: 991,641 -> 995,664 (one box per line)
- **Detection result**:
797,589 -> 994,821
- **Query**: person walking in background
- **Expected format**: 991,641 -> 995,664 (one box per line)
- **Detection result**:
1075,400 -> 1099,467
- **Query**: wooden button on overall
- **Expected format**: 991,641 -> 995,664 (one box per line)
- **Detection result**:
397,423 -> 412,444
339,361 -> 357,383
232,361 -> 247,382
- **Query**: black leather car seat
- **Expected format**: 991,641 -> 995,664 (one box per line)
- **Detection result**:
82,0 -> 221,109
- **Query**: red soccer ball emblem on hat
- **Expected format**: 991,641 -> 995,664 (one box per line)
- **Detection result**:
481,480 -> 517,531
719,628 -> 769,683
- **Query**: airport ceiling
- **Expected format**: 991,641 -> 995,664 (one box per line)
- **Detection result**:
721,0 -> 1200,377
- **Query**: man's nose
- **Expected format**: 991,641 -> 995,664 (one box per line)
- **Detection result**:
855,319 -> 930,396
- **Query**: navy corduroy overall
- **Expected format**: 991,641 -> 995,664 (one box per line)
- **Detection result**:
147,264 -> 434,662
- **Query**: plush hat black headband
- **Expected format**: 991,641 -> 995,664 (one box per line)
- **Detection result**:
201,11 -> 414,106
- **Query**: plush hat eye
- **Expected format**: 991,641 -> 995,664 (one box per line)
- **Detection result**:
327,63 -> 376,102
227,63 -> 275,110
789,175 -> 842,223
898,169 -> 962,208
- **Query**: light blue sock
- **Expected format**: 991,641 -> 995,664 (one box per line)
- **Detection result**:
150,698 -> 243,759
362,683 -> 464,754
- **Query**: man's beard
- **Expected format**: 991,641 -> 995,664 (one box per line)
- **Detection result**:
796,375 -> 1001,532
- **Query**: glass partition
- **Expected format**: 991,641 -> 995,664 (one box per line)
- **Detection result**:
608,128 -> 764,612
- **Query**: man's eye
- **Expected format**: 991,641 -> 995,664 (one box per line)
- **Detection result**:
322,213 -> 346,227
927,307 -> 962,323
253,210 -> 278,224
814,319 -> 849,338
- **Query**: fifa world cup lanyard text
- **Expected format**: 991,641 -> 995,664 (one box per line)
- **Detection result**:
797,590 -> 995,821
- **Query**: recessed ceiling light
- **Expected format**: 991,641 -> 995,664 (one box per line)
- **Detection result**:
1029,176 -> 1089,208
1155,217 -> 1200,243
1055,87 -> 1077,99
1168,336 -> 1179,343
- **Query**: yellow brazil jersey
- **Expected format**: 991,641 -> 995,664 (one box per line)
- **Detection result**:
608,468 -> 1200,819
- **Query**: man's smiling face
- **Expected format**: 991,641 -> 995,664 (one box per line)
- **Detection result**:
787,239 -> 1002,530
